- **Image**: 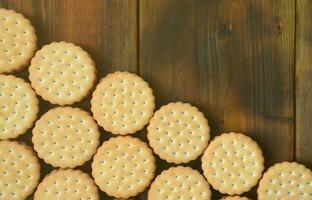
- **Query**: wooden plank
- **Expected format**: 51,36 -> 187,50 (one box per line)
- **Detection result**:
0,0 -> 138,199
296,0 -> 312,168
140,0 -> 295,198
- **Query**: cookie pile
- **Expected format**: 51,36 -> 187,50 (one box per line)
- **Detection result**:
0,8 -> 311,200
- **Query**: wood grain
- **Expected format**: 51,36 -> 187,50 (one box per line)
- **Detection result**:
296,0 -> 312,168
0,0 -> 138,199
1,0 -> 311,199
140,0 -> 295,198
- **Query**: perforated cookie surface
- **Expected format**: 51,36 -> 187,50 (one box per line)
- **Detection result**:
202,132 -> 264,195
91,71 -> 155,135
148,166 -> 212,200
29,42 -> 96,105
0,140 -> 40,200
32,107 -> 100,168
0,8 -> 37,73
257,162 -> 312,200
147,102 -> 210,164
92,136 -> 156,199
0,75 -> 38,140
34,169 -> 99,200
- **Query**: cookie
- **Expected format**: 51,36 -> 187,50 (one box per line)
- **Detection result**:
147,102 -> 210,164
91,71 -> 155,135
221,196 -> 250,200
0,74 -> 39,140
0,8 -> 37,73
201,132 -> 264,195
34,169 -> 99,200
257,162 -> 312,200
32,107 -> 100,168
29,42 -> 96,105
0,140 -> 40,200
148,166 -> 212,200
92,136 -> 156,198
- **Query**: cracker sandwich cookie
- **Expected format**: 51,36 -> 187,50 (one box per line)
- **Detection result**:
147,102 -> 210,164
148,166 -> 212,200
258,162 -> 312,200
0,75 -> 38,140
202,132 -> 264,195
0,140 -> 40,200
29,42 -> 96,105
32,107 -> 100,168
34,169 -> 99,200
0,8 -> 37,73
91,71 -> 155,135
92,136 -> 156,198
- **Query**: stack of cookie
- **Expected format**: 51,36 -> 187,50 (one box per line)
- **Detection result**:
0,8 -> 311,200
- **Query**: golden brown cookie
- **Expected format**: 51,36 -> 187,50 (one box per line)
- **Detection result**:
29,42 -> 96,105
92,136 -> 156,198
258,162 -> 312,200
34,169 -> 99,200
0,74 -> 38,140
32,107 -> 100,168
0,8 -> 37,73
147,102 -> 210,164
202,132 -> 264,195
148,166 -> 212,200
0,140 -> 40,200
91,71 -> 155,135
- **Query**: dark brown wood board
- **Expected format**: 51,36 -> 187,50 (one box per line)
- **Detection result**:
0,0 -> 311,199
140,0 -> 295,198
296,0 -> 312,169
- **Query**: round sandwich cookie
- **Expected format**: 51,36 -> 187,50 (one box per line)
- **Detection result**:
0,8 -> 37,73
257,162 -> 312,200
34,169 -> 99,200
92,136 -> 156,199
148,166 -> 212,200
0,140 -> 40,200
29,42 -> 96,105
201,132 -> 264,195
32,107 -> 100,168
91,71 -> 155,135
220,196 -> 250,200
147,102 -> 210,164
0,74 -> 39,140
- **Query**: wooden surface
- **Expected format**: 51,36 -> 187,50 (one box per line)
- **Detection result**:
296,0 -> 312,168
0,0 -> 310,199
